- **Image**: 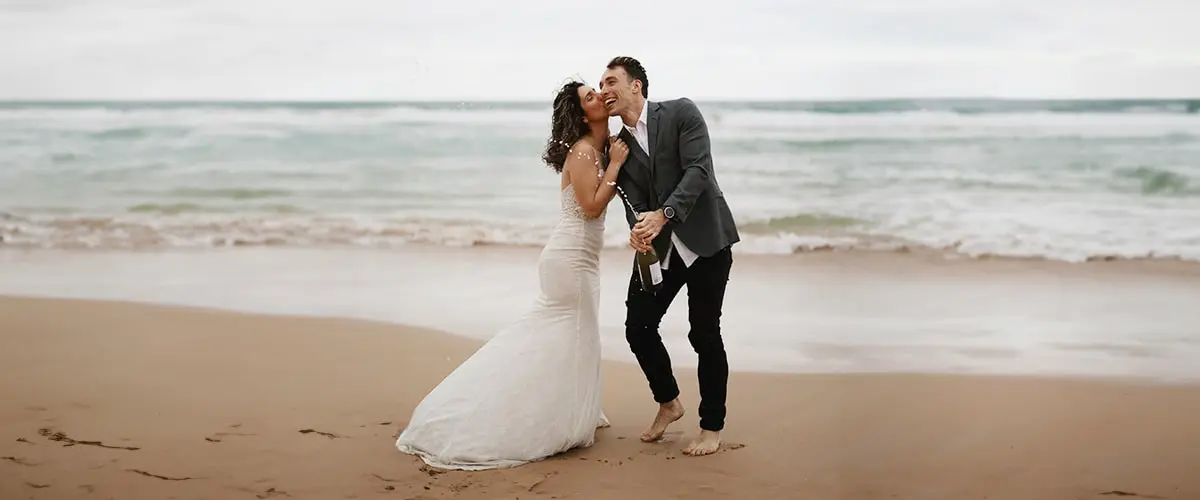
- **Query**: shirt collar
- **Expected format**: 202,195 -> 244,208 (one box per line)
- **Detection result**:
625,99 -> 649,131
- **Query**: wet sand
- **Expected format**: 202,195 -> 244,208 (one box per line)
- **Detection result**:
3,296 -> 1199,500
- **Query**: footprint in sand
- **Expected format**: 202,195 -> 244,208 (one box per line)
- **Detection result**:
209,423 -> 256,441
1099,491 -> 1166,499
38,427 -> 140,451
232,486 -> 290,498
128,469 -> 196,481
2,456 -> 38,466
298,429 -> 340,439
255,487 -> 289,498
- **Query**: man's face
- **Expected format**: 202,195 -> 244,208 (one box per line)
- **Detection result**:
600,66 -> 640,117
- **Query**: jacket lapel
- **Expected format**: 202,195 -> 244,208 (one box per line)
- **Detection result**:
618,127 -> 651,178
647,101 -> 661,175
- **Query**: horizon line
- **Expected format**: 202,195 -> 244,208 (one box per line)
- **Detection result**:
2,96 -> 1198,104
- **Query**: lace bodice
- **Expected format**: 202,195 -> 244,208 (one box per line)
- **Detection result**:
561,185 -> 587,220
560,152 -> 609,221
561,185 -> 609,221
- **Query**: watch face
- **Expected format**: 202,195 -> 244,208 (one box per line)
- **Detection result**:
663,206 -> 675,219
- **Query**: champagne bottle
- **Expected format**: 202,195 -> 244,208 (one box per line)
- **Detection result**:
634,238 -> 664,293
614,186 -> 664,294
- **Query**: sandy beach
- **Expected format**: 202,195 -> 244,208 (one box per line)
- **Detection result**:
3,292 -> 1200,500
5,5 -> 1200,498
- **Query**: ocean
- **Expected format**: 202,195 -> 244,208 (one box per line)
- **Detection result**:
2,99 -> 1198,262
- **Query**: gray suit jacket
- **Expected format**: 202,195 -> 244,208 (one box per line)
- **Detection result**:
615,98 -> 740,263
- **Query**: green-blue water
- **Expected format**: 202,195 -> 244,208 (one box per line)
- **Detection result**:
1,99 -> 1198,261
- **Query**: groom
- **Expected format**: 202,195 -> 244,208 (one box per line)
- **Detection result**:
600,56 -> 740,457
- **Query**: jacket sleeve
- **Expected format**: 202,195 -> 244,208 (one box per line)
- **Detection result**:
662,98 -> 711,224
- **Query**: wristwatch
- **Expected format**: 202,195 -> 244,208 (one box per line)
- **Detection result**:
661,205 -> 676,220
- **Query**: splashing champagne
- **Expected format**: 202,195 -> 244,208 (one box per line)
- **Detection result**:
613,184 -> 664,294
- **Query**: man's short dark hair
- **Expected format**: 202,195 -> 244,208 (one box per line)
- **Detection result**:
607,56 -> 648,98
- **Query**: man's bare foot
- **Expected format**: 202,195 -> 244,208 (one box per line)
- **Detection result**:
640,399 -> 684,442
682,430 -> 721,456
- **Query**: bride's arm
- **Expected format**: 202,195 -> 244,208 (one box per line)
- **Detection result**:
567,144 -> 622,219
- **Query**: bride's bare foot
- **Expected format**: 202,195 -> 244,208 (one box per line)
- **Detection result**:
640,399 -> 684,442
682,429 -> 721,456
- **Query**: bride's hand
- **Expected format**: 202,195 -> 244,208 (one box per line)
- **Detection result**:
608,136 -> 629,168
629,230 -> 652,253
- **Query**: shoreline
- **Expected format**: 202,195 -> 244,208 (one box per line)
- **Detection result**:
0,293 -> 1191,387
4,237 -> 1200,267
2,292 -> 1190,386
2,245 -> 1198,382
7,239 -> 1200,270
2,296 -> 1199,499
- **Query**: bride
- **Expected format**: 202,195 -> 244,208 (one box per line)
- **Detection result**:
394,80 -> 630,470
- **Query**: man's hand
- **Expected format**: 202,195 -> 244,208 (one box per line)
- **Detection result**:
632,209 -> 668,242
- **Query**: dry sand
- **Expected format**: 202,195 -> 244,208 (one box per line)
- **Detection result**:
2,295 -> 1199,500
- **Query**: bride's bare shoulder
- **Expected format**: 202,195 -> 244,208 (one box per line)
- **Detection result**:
565,141 -> 605,179
567,140 -> 599,161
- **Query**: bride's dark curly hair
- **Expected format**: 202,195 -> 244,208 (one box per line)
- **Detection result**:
541,80 -> 592,173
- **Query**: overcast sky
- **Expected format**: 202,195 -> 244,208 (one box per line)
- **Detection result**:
2,0 -> 1198,100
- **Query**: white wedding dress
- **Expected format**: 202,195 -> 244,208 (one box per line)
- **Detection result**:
395,180 -> 610,470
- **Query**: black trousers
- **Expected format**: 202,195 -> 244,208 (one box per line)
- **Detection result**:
624,244 -> 732,432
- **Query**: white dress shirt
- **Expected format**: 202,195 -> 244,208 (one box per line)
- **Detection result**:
623,99 -> 698,271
